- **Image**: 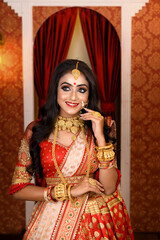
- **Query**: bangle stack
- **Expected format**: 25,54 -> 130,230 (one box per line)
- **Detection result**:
96,143 -> 116,169
54,183 -> 68,201
44,183 -> 76,203
44,186 -> 55,202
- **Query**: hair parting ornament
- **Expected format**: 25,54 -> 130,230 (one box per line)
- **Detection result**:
72,61 -> 80,80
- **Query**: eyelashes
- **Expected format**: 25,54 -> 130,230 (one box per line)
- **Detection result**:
79,88 -> 87,93
61,86 -> 70,91
61,86 -> 88,94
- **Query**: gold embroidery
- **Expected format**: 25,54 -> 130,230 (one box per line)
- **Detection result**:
94,231 -> 99,237
101,208 -> 110,215
46,174 -> 93,186
12,166 -> 32,184
89,223 -> 93,229
18,138 -> 31,165
99,223 -> 104,229
92,217 -> 97,223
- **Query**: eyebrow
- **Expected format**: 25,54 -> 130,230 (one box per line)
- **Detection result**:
60,82 -> 88,88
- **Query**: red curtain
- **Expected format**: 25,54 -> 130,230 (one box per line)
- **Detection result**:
34,8 -> 77,110
79,8 -> 120,118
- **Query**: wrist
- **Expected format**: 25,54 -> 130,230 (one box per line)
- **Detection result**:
70,186 -> 75,198
68,185 -> 77,203
51,187 -> 55,200
96,136 -> 106,147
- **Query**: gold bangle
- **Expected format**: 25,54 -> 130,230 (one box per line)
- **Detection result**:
44,186 -> 55,202
54,183 -> 68,201
68,185 -> 77,203
97,149 -> 115,162
95,143 -> 113,151
44,188 -> 48,201
98,159 -> 116,169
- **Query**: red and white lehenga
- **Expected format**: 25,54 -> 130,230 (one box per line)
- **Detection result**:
9,124 -> 134,240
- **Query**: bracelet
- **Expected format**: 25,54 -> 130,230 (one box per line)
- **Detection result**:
54,183 -> 68,201
44,186 -> 55,202
98,159 -> 116,169
44,188 -> 48,201
96,143 -> 115,162
68,185 -> 77,203
97,149 -> 115,162
95,143 -> 113,150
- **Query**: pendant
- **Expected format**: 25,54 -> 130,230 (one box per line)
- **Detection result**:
72,135 -> 77,140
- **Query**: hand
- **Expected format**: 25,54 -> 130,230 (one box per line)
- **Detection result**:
70,177 -> 104,198
80,108 -> 106,146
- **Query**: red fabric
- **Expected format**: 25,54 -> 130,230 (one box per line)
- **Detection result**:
75,191 -> 134,240
79,8 -> 121,118
9,183 -> 34,195
34,7 -> 78,112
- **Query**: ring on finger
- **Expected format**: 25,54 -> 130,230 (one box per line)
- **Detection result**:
89,178 -> 97,186
92,111 -> 101,117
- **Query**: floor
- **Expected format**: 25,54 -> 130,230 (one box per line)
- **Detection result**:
134,232 -> 160,240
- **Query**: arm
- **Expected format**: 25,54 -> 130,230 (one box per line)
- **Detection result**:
10,122 -> 49,202
13,185 -> 46,201
80,108 -> 118,195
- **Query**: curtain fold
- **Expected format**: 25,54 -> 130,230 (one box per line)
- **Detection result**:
34,8 -> 78,111
79,8 -> 120,118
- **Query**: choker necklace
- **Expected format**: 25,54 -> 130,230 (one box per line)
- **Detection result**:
57,115 -> 84,140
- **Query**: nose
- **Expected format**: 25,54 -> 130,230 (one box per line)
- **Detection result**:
70,89 -> 77,100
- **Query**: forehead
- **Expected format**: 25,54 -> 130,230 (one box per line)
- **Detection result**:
58,72 -> 89,86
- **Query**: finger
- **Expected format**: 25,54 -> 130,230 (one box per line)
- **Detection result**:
89,184 -> 104,192
95,180 -> 104,187
80,112 -> 103,120
94,184 -> 104,192
80,116 -> 103,122
90,186 -> 104,195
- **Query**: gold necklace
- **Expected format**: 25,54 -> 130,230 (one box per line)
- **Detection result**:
57,115 -> 84,140
52,118 -> 91,206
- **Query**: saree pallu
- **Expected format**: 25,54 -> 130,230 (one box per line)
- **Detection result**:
10,125 -> 134,240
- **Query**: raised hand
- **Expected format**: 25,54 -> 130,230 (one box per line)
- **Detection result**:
80,108 -> 106,146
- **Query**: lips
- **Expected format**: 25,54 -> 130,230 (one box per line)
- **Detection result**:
65,101 -> 79,108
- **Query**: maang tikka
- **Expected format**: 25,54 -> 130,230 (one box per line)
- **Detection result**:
72,61 -> 80,80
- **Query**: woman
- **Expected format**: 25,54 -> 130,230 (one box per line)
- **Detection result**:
9,59 -> 134,239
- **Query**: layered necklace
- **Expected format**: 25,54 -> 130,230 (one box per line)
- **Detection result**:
52,115 -> 91,206
57,115 -> 84,140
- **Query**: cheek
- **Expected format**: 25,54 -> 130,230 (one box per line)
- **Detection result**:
82,92 -> 89,102
57,89 -> 67,102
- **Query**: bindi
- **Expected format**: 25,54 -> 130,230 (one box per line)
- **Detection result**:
73,82 -> 76,85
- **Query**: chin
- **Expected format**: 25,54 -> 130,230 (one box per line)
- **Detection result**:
60,110 -> 80,118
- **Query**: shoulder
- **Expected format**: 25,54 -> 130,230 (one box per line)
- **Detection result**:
23,120 -> 38,143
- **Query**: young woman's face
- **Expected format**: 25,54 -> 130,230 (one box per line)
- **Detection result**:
57,72 -> 89,117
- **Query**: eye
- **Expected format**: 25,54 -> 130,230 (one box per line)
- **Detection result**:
78,88 -> 87,93
61,86 -> 70,91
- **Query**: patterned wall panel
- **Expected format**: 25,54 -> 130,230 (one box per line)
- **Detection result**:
131,0 -> 160,232
0,0 -> 24,234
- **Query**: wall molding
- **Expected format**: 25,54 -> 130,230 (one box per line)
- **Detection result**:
4,0 -> 149,225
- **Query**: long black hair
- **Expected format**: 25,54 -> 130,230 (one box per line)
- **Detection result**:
29,59 -> 113,178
